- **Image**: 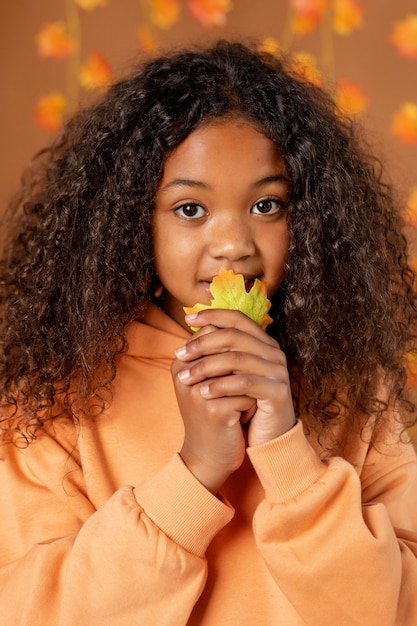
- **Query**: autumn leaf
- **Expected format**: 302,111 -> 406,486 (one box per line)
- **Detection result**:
406,186 -> 417,229
183,268 -> 272,332
75,0 -> 107,9
79,52 -> 112,90
389,14 -> 417,59
390,102 -> 417,145
291,12 -> 322,34
187,0 -> 232,29
257,37 -> 281,56
405,351 -> 417,388
36,21 -> 75,60
137,26 -> 159,53
292,52 -> 323,85
290,0 -> 327,35
34,92 -> 67,133
149,0 -> 181,29
331,0 -> 365,36
290,0 -> 328,17
336,79 -> 369,116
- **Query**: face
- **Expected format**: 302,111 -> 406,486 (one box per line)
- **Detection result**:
152,119 -> 291,330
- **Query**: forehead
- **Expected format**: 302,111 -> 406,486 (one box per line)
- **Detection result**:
161,119 -> 287,181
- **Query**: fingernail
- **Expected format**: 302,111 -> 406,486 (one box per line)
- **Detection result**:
185,313 -> 198,323
200,384 -> 210,398
177,369 -> 190,382
175,346 -> 187,359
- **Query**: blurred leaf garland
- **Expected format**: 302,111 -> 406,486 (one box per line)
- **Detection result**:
34,0 -> 233,130
33,0 -> 416,239
33,1 -> 416,132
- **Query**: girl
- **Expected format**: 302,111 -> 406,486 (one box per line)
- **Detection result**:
0,40 -> 416,625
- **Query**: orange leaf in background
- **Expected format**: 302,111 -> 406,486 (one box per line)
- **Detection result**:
149,0 -> 181,29
36,22 -> 75,60
187,0 -> 232,29
34,92 -> 67,133
331,0 -> 365,36
391,102 -> 417,145
405,351 -> 417,388
291,12 -> 321,34
290,0 -> 327,35
75,0 -> 107,9
79,52 -> 112,90
291,0 -> 327,14
257,37 -> 281,56
389,14 -> 417,59
336,79 -> 369,116
406,186 -> 417,229
404,352 -> 417,387
137,26 -> 159,53
292,52 -> 322,85
409,256 -> 417,274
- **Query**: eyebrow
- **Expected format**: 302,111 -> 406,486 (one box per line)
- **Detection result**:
253,174 -> 290,188
161,174 -> 290,192
162,179 -> 209,191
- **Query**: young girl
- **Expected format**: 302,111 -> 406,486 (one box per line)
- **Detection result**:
0,40 -> 416,625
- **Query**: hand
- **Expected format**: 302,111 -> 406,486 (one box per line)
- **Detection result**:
171,309 -> 295,493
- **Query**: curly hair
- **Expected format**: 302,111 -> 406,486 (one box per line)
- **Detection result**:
1,40 -> 416,446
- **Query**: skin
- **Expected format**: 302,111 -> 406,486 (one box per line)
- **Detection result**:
152,119 -> 296,494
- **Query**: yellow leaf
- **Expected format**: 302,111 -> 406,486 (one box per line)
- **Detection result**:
336,79 -> 369,116
405,351 -> 417,388
34,92 -> 67,133
36,21 -> 75,60
79,52 -> 112,90
75,0 -> 107,9
290,0 -> 327,35
406,186 -> 417,229
137,26 -> 159,53
389,14 -> 417,59
291,13 -> 321,34
390,102 -> 417,145
183,268 -> 272,332
331,0 -> 365,36
292,52 -> 323,85
257,37 -> 281,56
187,0 -> 232,29
149,0 -> 181,29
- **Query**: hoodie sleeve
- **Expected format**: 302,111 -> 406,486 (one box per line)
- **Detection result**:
0,439 -> 233,626
247,420 -> 417,626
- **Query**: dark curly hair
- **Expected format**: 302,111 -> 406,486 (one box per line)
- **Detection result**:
1,40 -> 416,447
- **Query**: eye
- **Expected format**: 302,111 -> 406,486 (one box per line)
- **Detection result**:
251,198 -> 284,215
175,203 -> 207,219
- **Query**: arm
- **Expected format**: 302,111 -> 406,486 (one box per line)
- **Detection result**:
0,436 -> 233,625
173,309 -> 417,624
247,420 -> 417,626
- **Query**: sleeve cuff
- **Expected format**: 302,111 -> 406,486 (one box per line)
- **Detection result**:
247,420 -> 327,503
134,454 -> 234,557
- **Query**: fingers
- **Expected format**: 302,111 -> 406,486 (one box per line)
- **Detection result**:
185,309 -> 277,347
176,312 -> 282,366
198,371 -> 288,403
172,307 -> 295,475
176,350 -> 286,387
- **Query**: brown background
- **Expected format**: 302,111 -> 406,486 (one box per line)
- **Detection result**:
1,0 -> 416,212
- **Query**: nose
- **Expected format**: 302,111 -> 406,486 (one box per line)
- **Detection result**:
208,214 -> 256,262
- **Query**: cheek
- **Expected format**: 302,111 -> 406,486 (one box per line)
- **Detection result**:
265,229 -> 290,291
151,219 -> 170,264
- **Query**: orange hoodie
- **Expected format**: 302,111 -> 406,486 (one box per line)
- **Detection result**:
0,303 -> 417,625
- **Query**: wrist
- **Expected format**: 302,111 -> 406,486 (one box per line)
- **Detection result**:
248,414 -> 297,447
179,448 -> 232,494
